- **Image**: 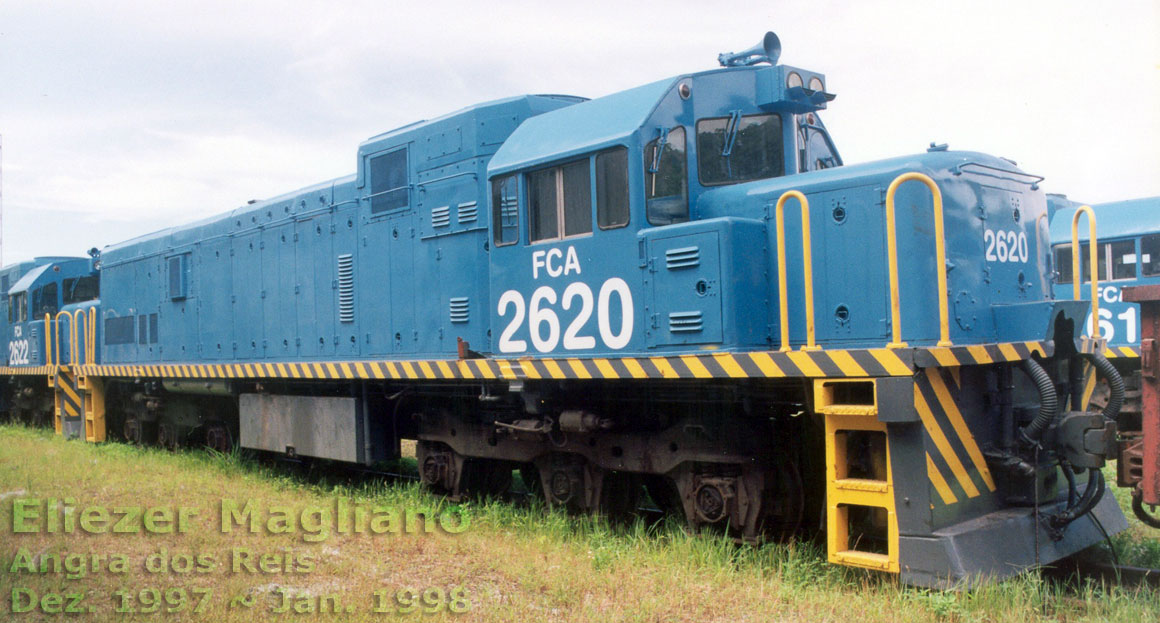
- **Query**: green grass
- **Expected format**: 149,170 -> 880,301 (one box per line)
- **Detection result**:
1102,463 -> 1160,569
0,423 -> 1157,622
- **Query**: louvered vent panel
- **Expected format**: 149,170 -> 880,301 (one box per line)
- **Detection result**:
337,254 -> 355,323
665,246 -> 700,269
432,205 -> 451,228
457,201 -> 478,223
668,311 -> 703,333
449,297 -> 470,324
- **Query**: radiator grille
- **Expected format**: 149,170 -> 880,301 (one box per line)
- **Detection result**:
457,201 -> 478,223
337,254 -> 355,323
668,311 -> 704,333
432,205 -> 451,228
665,246 -> 700,269
449,297 -> 469,324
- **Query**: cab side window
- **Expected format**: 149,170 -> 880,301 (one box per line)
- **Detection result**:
596,148 -> 629,229
644,126 -> 688,226
528,160 -> 591,243
1142,234 -> 1160,277
63,276 -> 99,305
1056,242 -> 1131,283
1109,240 -> 1136,280
33,283 -> 58,317
10,292 -> 26,323
491,175 -> 520,247
368,148 -> 409,214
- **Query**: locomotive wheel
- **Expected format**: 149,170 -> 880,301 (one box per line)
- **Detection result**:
157,422 -> 180,451
757,455 -> 806,540
671,455 -> 805,542
123,417 -> 143,444
123,418 -> 156,445
417,441 -> 455,496
204,423 -> 233,453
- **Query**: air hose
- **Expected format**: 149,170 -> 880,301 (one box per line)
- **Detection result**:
1019,358 -> 1058,443
1048,467 -> 1105,538
1023,354 -> 1122,536
1132,497 -> 1160,529
1085,352 -> 1124,422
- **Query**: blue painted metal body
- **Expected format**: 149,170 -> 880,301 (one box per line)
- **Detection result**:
4,257 -> 98,366
87,62 -> 1064,366
488,64 -> 1057,356
1049,195 -> 1160,349
97,96 -> 581,364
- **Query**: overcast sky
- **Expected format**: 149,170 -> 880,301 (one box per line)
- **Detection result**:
0,0 -> 1157,264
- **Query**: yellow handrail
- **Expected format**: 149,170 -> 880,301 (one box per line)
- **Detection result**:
775,190 -> 819,352
44,314 -> 53,366
72,309 -> 88,365
884,172 -> 951,348
87,306 -> 95,364
1070,205 -> 1100,339
53,310 -> 76,366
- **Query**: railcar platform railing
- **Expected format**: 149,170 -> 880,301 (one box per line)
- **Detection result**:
45,307 -> 97,367
775,190 -> 819,352
1070,205 -> 1100,339
884,172 -> 951,348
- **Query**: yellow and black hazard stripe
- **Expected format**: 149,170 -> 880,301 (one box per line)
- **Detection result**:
1102,345 -> 1140,359
914,368 -> 997,507
65,341 -> 1058,383
0,365 -> 55,376
78,348 -> 915,381
53,368 -> 84,421
913,341 -> 1050,368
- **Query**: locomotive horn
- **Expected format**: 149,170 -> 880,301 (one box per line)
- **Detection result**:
717,31 -> 781,67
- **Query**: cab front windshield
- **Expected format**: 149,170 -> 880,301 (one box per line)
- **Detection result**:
696,113 -> 783,186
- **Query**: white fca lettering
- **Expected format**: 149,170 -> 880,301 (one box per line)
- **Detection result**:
532,246 -> 582,279
1101,286 -> 1121,304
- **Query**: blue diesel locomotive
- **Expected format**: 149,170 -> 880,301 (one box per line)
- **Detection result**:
0,33 -> 1141,586
1049,195 -> 1160,528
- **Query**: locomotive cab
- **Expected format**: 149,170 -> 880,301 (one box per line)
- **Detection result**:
485,61 -> 840,357
6,257 -> 98,367
3,256 -> 97,428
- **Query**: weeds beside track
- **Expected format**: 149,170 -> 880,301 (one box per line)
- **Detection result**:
0,424 -> 1157,622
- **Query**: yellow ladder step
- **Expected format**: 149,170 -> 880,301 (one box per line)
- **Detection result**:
833,478 -> 890,494
832,550 -> 893,571
817,404 -> 877,416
